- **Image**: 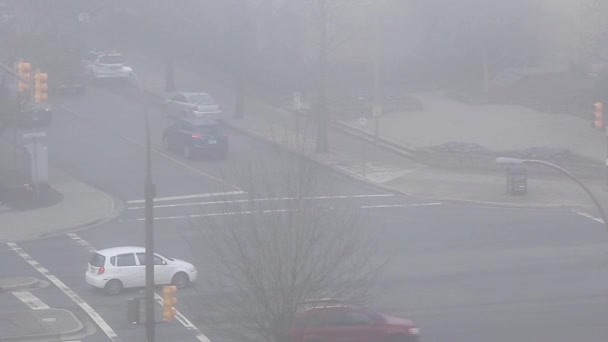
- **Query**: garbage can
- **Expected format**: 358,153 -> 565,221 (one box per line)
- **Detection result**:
506,165 -> 527,195
127,297 -> 140,325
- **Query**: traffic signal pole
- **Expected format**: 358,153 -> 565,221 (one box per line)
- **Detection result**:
605,126 -> 608,191
128,71 -> 156,342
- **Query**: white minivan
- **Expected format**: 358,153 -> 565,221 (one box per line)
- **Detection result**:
85,246 -> 197,294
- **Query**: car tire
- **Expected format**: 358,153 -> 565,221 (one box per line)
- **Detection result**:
104,279 -> 123,295
183,145 -> 192,159
171,272 -> 190,289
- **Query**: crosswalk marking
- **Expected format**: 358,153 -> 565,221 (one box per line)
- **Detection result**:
12,291 -> 50,310
7,242 -> 122,342
126,191 -> 246,204
127,193 -> 396,210
65,233 -> 212,342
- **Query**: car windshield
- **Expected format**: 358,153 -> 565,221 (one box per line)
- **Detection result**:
188,94 -> 214,105
99,55 -> 125,64
89,253 -> 105,267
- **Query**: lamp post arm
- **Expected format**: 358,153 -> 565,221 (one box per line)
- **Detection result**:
524,159 -> 608,232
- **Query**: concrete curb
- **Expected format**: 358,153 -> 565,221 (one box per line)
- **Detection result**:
0,309 -> 85,342
34,191 -> 125,240
0,277 -> 40,292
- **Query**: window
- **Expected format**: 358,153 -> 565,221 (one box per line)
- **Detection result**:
342,312 -> 373,326
194,125 -> 222,136
116,253 -> 137,267
172,94 -> 187,102
89,253 -> 105,267
187,93 -> 214,105
99,55 -> 125,64
180,122 -> 193,131
136,253 -> 164,265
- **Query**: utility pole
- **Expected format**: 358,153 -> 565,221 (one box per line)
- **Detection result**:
130,71 -> 157,342
315,0 -> 328,153
232,0 -> 245,119
372,0 -> 383,144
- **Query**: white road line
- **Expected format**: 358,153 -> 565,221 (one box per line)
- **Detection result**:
127,193 -> 396,210
123,202 -> 441,222
572,209 -> 605,224
6,242 -> 122,342
126,191 -> 247,205
66,234 -> 211,342
67,233 -> 96,253
154,293 -> 211,342
12,291 -> 50,310
126,208 -> 297,222
360,203 -> 442,209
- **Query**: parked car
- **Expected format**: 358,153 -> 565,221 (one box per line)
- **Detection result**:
163,92 -> 222,119
17,102 -> 52,127
82,50 -> 131,80
290,299 -> 420,342
162,118 -> 228,159
44,54 -> 87,95
85,246 -> 197,294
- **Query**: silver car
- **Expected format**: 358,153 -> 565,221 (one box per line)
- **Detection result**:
164,92 -> 222,119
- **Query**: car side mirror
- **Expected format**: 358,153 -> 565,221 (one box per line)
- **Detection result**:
162,259 -> 167,265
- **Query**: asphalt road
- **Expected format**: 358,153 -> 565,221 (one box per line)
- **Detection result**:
3,83 -> 608,342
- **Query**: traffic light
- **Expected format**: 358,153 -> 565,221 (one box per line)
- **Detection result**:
162,285 -> 177,321
34,71 -> 48,103
17,62 -> 31,92
594,102 -> 604,129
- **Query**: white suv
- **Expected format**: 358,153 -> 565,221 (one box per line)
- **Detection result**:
85,246 -> 197,294
82,50 -> 131,80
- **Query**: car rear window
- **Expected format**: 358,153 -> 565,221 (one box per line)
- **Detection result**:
89,253 -> 105,267
99,55 -> 124,64
194,125 -> 222,135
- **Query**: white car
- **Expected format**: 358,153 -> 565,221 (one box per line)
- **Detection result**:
164,92 -> 222,119
85,246 -> 197,294
82,50 -> 131,80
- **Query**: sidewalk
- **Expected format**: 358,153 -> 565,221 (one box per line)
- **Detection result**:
0,163 -> 120,243
121,49 -> 608,211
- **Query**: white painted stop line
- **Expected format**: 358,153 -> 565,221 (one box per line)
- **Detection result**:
7,242 -> 122,342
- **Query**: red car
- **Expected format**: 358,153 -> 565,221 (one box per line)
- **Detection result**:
290,303 -> 420,342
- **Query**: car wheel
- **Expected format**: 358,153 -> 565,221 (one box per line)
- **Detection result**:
183,145 -> 192,159
171,272 -> 190,289
162,136 -> 170,151
104,279 -> 123,295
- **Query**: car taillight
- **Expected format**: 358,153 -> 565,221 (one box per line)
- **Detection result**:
192,134 -> 202,139
98,267 -> 105,275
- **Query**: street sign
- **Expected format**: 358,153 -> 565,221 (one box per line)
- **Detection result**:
23,132 -> 46,139
359,117 -> 367,126
78,12 -> 90,23
372,105 -> 383,117
293,92 -> 302,111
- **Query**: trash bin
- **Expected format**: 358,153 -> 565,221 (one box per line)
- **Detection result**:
127,297 -> 140,325
506,165 -> 527,195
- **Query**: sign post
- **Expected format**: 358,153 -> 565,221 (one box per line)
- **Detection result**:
359,118 -> 367,177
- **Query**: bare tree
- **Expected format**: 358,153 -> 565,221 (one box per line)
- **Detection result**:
186,152 -> 382,342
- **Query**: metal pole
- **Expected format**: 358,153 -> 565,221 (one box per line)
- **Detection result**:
131,72 -> 156,342
605,126 -> 608,191
372,0 -> 381,142
525,159 -> 608,232
315,0 -> 328,153
32,136 -> 39,199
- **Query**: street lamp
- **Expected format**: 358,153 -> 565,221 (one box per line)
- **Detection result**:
496,157 -> 608,232
126,68 -> 157,342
